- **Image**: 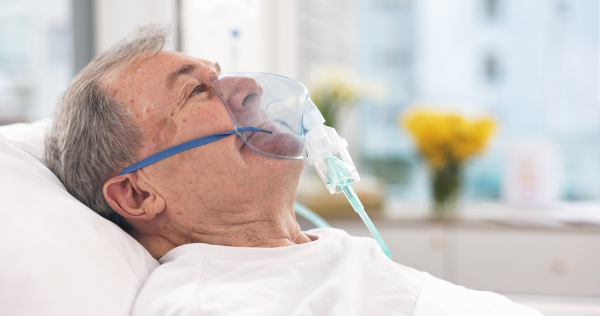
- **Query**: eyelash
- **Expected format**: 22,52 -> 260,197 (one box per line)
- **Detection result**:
190,84 -> 208,97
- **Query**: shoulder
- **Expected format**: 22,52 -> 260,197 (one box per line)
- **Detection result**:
309,227 -> 429,288
132,245 -> 205,316
412,274 -> 543,316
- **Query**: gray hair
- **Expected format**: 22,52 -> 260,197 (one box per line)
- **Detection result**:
45,25 -> 170,220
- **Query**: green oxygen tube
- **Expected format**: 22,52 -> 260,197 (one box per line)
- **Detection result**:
325,153 -> 391,259
304,124 -> 392,259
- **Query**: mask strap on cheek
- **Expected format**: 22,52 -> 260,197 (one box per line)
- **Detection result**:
119,126 -> 271,175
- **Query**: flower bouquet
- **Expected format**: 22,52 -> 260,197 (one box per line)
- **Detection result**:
401,108 -> 496,218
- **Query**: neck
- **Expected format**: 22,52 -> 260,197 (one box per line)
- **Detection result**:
134,201 -> 312,259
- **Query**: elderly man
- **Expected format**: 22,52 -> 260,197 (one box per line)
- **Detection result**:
46,26 -> 539,315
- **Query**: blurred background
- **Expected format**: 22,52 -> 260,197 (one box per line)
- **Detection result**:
1,0 -> 600,313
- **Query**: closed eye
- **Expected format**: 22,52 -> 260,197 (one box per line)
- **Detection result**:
190,84 -> 208,97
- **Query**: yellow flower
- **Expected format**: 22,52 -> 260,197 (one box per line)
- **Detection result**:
400,107 -> 496,169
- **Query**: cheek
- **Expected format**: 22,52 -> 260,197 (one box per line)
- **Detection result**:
161,142 -> 246,204
166,128 -> 244,180
180,102 -> 235,139
138,114 -> 178,157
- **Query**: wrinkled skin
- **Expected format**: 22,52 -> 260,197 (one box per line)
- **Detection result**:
102,51 -> 310,258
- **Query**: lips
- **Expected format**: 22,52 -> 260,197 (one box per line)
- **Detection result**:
234,120 -> 302,157
244,127 -> 302,157
233,120 -> 268,150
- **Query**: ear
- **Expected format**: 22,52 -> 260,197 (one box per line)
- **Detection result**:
103,173 -> 166,221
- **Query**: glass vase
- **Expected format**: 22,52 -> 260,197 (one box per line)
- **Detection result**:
430,162 -> 462,220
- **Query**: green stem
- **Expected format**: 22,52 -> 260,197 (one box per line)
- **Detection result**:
431,162 -> 462,217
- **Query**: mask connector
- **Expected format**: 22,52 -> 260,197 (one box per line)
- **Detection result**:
304,125 -> 360,194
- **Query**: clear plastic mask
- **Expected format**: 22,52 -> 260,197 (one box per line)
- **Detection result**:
212,73 -> 319,160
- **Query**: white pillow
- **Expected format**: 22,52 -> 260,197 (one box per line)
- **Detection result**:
0,121 -> 158,316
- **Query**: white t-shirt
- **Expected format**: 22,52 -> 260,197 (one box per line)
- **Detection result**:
133,228 -> 541,316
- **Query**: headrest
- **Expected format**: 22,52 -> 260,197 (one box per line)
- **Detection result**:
0,121 -> 158,316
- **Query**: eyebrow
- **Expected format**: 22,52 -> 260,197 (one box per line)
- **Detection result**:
166,64 -> 197,89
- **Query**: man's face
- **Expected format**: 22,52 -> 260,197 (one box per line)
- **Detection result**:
107,51 -> 303,227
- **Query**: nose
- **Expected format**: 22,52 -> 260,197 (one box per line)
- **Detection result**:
217,77 -> 263,114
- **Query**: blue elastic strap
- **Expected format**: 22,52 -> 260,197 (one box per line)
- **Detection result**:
120,126 -> 269,175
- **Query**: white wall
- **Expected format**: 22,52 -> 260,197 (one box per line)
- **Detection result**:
94,0 -> 301,78
94,0 -> 177,53
179,0 -> 300,78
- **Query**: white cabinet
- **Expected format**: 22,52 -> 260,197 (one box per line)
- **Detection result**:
380,227 -> 447,280
328,218 -> 600,297
453,230 -> 600,296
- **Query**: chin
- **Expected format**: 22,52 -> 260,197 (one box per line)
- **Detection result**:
244,150 -> 304,186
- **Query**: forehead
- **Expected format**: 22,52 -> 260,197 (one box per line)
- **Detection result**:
137,50 -> 215,73
108,51 -> 216,91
